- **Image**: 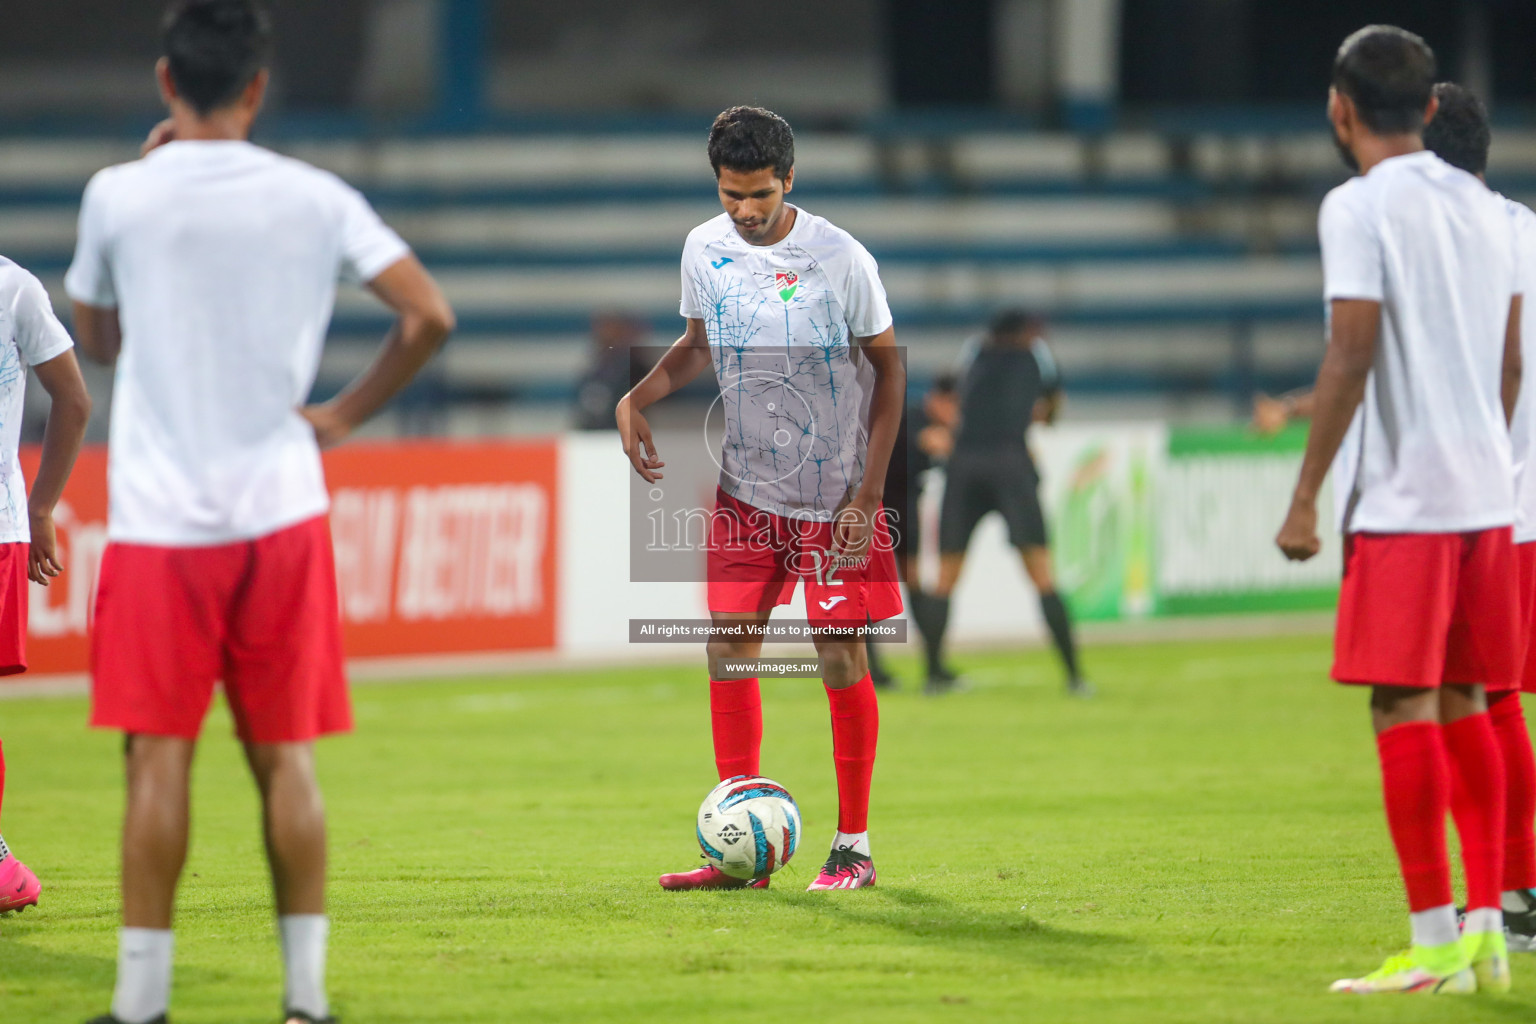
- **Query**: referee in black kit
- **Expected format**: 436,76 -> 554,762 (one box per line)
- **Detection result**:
914,310 -> 1091,697
866,374 -> 960,691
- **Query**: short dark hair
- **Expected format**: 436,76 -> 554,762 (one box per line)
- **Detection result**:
162,0 -> 272,116
1423,81 -> 1491,176
1332,25 -> 1436,136
708,107 -> 795,180
988,309 -> 1043,339
931,373 -> 959,395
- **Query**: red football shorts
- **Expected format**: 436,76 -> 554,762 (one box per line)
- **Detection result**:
0,542 -> 29,676
706,488 -> 903,627
1333,527 -> 1519,690
1516,541 -> 1536,694
90,515 -> 351,743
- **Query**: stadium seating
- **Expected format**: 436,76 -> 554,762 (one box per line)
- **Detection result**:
6,128 -> 1536,430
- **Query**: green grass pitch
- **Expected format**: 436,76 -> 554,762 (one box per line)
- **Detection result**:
3,633 -> 1534,1022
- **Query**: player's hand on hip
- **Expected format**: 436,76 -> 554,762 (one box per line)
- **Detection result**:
300,403 -> 353,449
832,494 -> 878,564
141,118 -> 177,157
1275,497 -> 1321,561
26,510 -> 63,587
617,396 -> 664,482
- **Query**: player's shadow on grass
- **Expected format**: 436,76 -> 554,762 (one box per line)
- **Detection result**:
6,936 -> 237,1014
2,937 -> 117,1004
762,885 -> 1131,969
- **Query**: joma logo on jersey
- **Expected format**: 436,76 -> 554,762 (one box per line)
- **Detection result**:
774,270 -> 799,302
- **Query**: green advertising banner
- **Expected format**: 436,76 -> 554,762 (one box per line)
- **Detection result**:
1031,423 -> 1341,622
1035,424 -> 1164,622
1155,423 -> 1340,616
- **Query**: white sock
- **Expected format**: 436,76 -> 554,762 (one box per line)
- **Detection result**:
833,831 -> 870,856
1409,905 -> 1460,948
1503,888 -> 1535,913
279,914 -> 330,1018
1464,907 -> 1504,935
0,833 -> 10,862
111,927 -> 173,1024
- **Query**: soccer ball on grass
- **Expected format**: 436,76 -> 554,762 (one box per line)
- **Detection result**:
696,775 -> 801,880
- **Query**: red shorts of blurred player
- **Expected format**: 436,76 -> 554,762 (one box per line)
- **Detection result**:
1516,540 -> 1536,694
1333,527 -> 1519,691
706,488 -> 903,629
90,515 -> 351,743
0,542 -> 29,676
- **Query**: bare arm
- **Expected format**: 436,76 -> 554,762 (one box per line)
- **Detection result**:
70,303 -> 122,366
1276,299 -> 1379,561
850,326 -> 904,505
28,349 -> 92,585
1033,389 -> 1063,425
615,318 -> 712,483
302,255 -> 455,446
834,326 -> 905,559
1504,294 -> 1524,426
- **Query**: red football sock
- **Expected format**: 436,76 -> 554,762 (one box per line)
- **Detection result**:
709,678 -> 761,781
1443,712 -> 1507,912
1376,721 -> 1454,912
1489,694 -> 1536,892
826,674 -> 879,834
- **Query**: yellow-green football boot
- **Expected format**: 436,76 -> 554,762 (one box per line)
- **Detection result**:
1330,942 -> 1476,994
1462,928 -> 1512,993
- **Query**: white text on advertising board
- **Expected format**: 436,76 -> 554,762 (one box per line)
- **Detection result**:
332,483 -> 548,623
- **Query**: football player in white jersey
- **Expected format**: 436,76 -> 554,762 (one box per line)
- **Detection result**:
1423,82 -> 1536,956
1256,78 -> 1536,968
66,4 -> 454,1022
1278,28 -> 1523,994
618,107 -> 905,891
0,258 -> 93,924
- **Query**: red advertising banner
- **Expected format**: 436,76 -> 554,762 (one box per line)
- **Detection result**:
17,439 -> 560,677
23,447 -> 107,675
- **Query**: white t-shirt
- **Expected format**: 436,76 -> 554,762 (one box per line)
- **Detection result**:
680,206 -> 893,519
1505,197 -> 1536,543
1322,151 -> 1520,534
65,141 -> 410,545
0,258 -> 74,544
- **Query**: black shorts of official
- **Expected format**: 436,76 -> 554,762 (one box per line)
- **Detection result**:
938,448 -> 1048,553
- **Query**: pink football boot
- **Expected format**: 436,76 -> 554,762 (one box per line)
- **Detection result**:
806,845 -> 876,890
659,864 -> 769,890
0,855 -> 40,914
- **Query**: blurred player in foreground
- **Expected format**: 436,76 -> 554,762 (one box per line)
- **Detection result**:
922,311 -> 1089,697
866,373 -> 959,690
0,257 -> 93,924
618,106 -> 904,891
1277,28 -> 1522,994
66,3 -> 454,1021
1257,82 -> 1536,955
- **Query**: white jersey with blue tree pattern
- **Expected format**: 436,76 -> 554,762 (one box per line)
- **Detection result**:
0,257 -> 75,543
680,206 -> 893,521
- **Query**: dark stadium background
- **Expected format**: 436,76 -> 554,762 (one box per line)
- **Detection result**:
2,1 -> 1532,438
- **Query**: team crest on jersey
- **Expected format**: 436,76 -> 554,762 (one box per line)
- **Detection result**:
774,269 -> 799,303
